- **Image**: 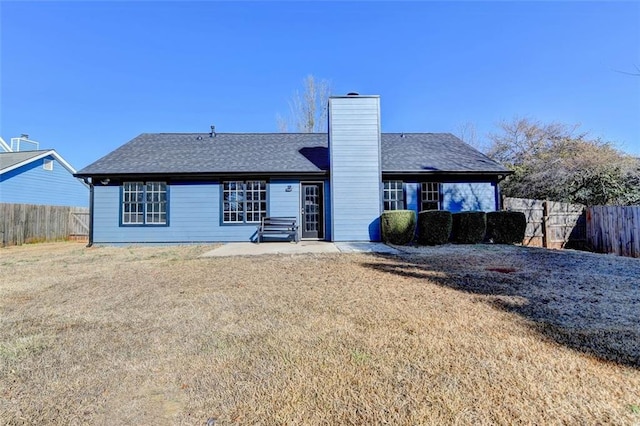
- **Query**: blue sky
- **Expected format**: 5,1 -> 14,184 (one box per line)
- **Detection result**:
1,1 -> 639,170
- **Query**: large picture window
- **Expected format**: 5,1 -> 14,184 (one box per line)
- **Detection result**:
383,180 -> 404,210
223,180 -> 267,223
421,182 -> 441,211
122,182 -> 168,225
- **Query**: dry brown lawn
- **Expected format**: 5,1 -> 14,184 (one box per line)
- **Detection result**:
1,242 -> 639,425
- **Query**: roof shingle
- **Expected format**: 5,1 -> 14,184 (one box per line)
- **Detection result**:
76,133 -> 508,176
0,150 -> 52,173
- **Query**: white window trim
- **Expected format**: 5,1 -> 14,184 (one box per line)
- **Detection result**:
222,180 -> 267,224
121,181 -> 168,226
383,180 -> 404,211
421,182 -> 441,211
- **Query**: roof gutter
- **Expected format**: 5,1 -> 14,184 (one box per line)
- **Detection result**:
382,170 -> 513,176
74,171 -> 330,179
82,178 -> 94,247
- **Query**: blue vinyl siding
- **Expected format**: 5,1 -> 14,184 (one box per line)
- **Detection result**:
401,181 -> 498,214
269,179 -> 300,220
405,182 -> 419,211
94,182 -> 253,243
0,156 -> 88,206
267,179 -> 331,241
441,182 -> 497,213
92,180 -> 498,244
329,96 -> 382,241
93,180 -> 313,244
268,179 -> 302,241
324,180 -> 332,241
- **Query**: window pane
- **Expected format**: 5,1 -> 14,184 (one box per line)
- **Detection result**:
122,181 -> 167,225
223,180 -> 266,223
122,182 -> 145,224
245,181 -> 266,222
146,182 -> 167,224
421,182 -> 440,211
383,180 -> 403,210
223,181 -> 245,223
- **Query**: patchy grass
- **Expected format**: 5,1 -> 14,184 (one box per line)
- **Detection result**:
0,242 -> 639,425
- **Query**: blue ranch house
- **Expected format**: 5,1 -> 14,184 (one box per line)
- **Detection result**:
75,95 -> 510,245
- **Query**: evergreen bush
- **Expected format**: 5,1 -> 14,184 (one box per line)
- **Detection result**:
486,211 -> 526,244
417,210 -> 452,245
451,211 -> 486,244
381,210 -> 416,245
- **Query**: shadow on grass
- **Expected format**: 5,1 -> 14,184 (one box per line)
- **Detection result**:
361,250 -> 640,369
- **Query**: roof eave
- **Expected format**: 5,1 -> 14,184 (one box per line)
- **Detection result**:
74,170 -> 330,179
1,150 -> 79,175
76,169 -> 511,179
382,169 -> 512,176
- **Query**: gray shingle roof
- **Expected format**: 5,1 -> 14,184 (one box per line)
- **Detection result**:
76,133 -> 508,176
0,150 -> 51,173
381,133 -> 506,173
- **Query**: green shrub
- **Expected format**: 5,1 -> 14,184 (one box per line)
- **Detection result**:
451,211 -> 486,244
486,211 -> 526,244
417,210 -> 452,245
381,210 -> 416,245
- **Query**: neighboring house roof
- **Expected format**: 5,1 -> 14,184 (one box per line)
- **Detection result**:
0,137 -> 11,152
0,149 -> 78,175
75,132 -> 509,177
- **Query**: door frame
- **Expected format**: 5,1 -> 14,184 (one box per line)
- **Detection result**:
300,181 -> 325,240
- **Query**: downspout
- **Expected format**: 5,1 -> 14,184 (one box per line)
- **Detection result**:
83,178 -> 94,247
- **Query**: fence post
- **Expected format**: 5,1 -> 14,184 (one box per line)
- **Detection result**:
542,200 -> 549,248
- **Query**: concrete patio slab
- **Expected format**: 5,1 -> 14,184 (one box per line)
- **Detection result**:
200,241 -> 339,257
200,241 -> 402,257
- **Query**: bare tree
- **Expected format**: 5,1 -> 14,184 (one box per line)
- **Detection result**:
277,75 -> 332,133
615,64 -> 640,76
486,118 -> 583,165
456,121 -> 485,152
487,117 -> 640,205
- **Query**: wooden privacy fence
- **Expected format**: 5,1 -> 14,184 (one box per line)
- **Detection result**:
503,197 -> 586,249
587,206 -> 640,258
0,203 -> 89,246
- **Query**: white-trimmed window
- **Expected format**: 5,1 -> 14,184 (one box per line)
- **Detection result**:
223,180 -> 267,223
43,159 -> 53,171
421,182 -> 441,211
383,180 -> 404,210
122,182 -> 168,225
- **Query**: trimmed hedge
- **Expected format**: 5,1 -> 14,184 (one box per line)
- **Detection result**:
417,210 -> 452,245
486,211 -> 526,244
381,210 -> 416,245
451,211 -> 487,244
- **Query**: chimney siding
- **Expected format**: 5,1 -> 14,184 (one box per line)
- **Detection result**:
328,95 -> 382,241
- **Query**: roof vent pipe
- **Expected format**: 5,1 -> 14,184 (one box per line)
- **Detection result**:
209,125 -> 216,138
347,92 -> 359,96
